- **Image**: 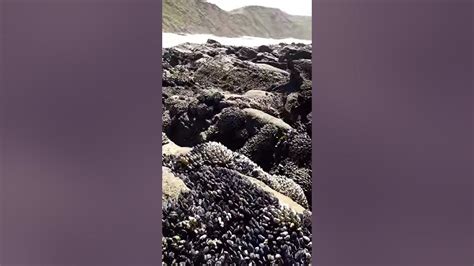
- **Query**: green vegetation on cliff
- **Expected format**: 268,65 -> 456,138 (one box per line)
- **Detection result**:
163,0 -> 311,40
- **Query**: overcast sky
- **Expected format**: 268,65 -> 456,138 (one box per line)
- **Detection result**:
205,0 -> 312,16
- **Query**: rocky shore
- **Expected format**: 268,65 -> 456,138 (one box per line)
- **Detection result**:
162,40 -> 312,265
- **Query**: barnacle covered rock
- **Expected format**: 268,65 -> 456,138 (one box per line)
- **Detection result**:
238,124 -> 284,170
271,160 -> 312,207
221,90 -> 285,117
170,142 -> 308,208
194,54 -> 289,93
286,131 -> 312,167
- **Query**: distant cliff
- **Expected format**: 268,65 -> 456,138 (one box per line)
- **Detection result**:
163,0 -> 312,40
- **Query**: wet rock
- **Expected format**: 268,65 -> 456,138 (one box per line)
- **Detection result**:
278,47 -> 312,62
294,59 -> 312,80
237,46 -> 258,60
272,60 -> 304,93
206,39 -> 220,45
257,45 -> 273,53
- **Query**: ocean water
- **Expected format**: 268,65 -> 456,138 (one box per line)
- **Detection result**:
163,32 -> 312,48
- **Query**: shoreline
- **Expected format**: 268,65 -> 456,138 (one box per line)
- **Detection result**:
163,32 -> 312,48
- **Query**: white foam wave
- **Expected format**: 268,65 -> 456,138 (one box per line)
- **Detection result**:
163,32 -> 311,48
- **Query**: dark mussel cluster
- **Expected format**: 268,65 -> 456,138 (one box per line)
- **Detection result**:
162,40 -> 312,264
166,141 -> 308,208
162,166 -> 312,265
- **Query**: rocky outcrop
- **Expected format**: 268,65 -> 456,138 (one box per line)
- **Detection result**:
162,41 -> 312,265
